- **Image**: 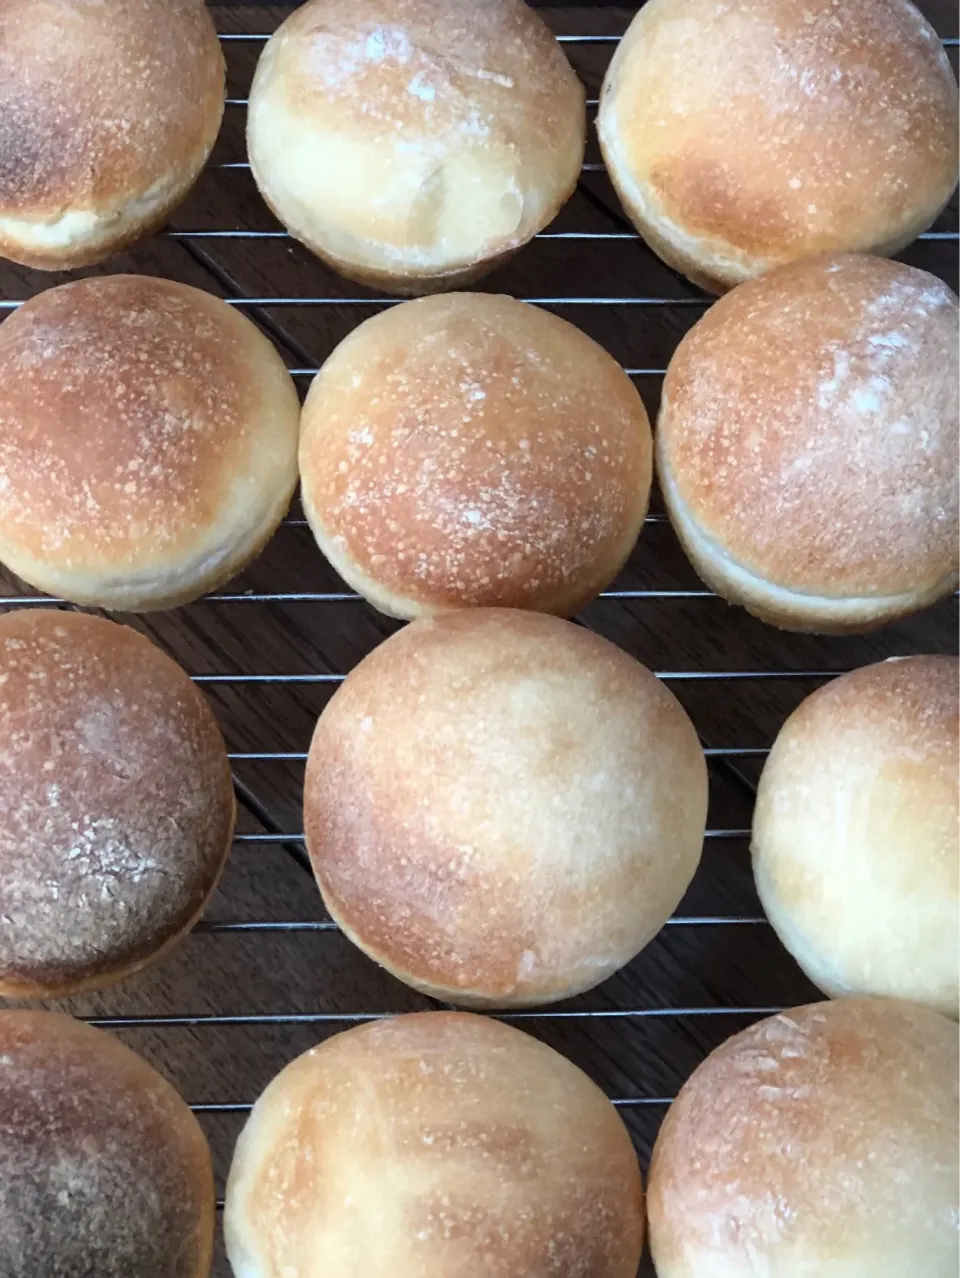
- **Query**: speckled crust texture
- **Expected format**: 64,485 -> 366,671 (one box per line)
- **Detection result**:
598,0 -> 959,291
247,0 -> 585,292
0,0 -> 224,269
225,1012 -> 644,1278
0,1011 -> 214,1278
303,609 -> 707,1006
300,294 -> 652,618
657,254 -> 959,632
0,275 -> 301,611
0,609 -> 235,996
647,998 -> 960,1277
752,656 -> 959,1018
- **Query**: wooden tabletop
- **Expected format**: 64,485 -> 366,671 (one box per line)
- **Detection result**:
0,5 -> 956,1274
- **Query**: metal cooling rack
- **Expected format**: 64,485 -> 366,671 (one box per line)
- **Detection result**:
0,15 -> 957,1227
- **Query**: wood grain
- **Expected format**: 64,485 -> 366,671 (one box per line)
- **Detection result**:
0,5 -> 955,1275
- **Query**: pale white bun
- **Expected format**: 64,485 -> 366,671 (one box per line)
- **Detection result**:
300,293 -> 652,618
598,0 -> 959,294
0,0 -> 224,270
657,254 -> 959,633
225,1011 -> 644,1278
247,0 -> 586,294
0,609 -> 235,998
0,275 -> 301,611
0,1010 -> 214,1277
303,608 -> 707,1007
752,655 -> 959,1018
648,997 -> 959,1277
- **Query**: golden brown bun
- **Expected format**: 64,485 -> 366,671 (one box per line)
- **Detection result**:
597,0 -> 959,293
0,0 -> 224,270
247,0 -> 585,294
0,609 -> 235,997
657,254 -> 959,633
303,609 -> 707,1007
648,998 -> 959,1277
0,276 -> 300,611
225,1011 -> 644,1278
300,294 -> 652,618
0,1010 -> 214,1278
753,656 -> 959,1018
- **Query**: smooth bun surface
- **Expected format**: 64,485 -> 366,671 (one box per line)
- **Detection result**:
0,275 -> 300,611
0,1011 -> 214,1278
300,294 -> 652,618
657,254 -> 959,632
0,0 -> 224,270
304,609 -> 707,1007
247,0 -> 585,292
648,998 -> 959,1278
225,1011 -> 644,1278
598,0 -> 959,292
753,656 -> 959,1018
0,609 -> 235,997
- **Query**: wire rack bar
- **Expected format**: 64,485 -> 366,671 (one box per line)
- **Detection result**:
193,916 -> 767,934
84,1007 -> 783,1028
231,828 -> 752,844
167,227 -> 958,242
216,32 -> 960,45
188,1096 -> 673,1114
192,670 -> 842,685
225,746 -> 769,761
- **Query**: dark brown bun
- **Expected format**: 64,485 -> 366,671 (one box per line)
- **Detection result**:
648,998 -> 959,1277
247,0 -> 585,294
598,0 -> 959,293
303,609 -> 707,1007
0,0 -> 224,269
299,293 -> 652,618
0,276 -> 300,611
225,1012 -> 644,1278
657,254 -> 959,632
0,1010 -> 214,1278
0,609 -> 235,997
753,655 -> 959,1018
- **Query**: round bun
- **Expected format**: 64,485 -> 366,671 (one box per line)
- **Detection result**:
0,0 -> 224,270
300,294 -> 652,618
0,609 -> 235,997
303,609 -> 707,1007
648,997 -> 959,1277
247,0 -> 585,294
753,656 -> 959,1018
0,1010 -> 214,1278
225,1011 -> 644,1277
0,275 -> 300,611
598,0 -> 959,293
657,254 -> 959,633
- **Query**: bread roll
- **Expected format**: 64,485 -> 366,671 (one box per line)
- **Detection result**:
598,0 -> 959,293
225,1011 -> 644,1278
0,1010 -> 214,1278
247,0 -> 585,293
0,609 -> 235,997
657,254 -> 959,632
303,609 -> 707,1006
300,294 -> 652,618
0,0 -> 224,270
752,656 -> 959,1018
648,997 -> 959,1277
0,275 -> 300,611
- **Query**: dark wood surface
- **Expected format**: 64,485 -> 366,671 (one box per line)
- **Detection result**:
0,5 -> 956,1275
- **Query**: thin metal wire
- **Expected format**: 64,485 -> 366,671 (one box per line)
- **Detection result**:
230,828 -> 752,844
84,1007 -> 783,1027
191,670 -> 843,685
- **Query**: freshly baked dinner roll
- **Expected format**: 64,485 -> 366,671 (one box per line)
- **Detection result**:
657,254 -> 959,632
598,0 -> 959,292
648,998 -> 959,1278
0,275 -> 300,611
0,1011 -> 214,1278
300,293 -> 652,617
0,609 -> 235,997
225,1012 -> 644,1278
753,656 -> 959,1018
304,609 -> 707,1006
0,0 -> 224,270
247,0 -> 586,293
